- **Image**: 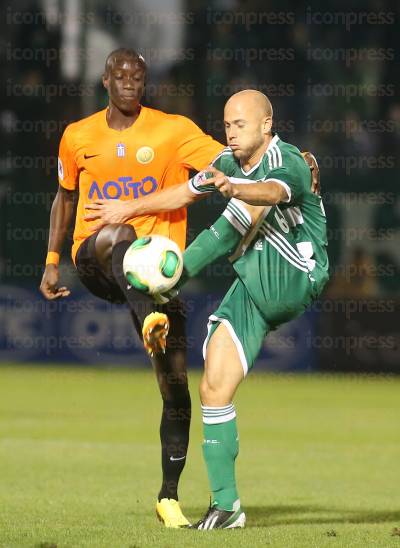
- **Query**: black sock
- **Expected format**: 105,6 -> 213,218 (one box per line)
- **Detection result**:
157,298 -> 190,501
158,395 -> 191,501
111,240 -> 155,327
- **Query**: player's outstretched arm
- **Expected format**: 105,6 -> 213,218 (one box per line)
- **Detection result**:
207,175 -> 288,205
203,152 -> 320,205
39,185 -> 76,300
84,180 -> 202,230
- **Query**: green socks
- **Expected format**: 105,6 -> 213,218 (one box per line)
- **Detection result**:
202,403 -> 240,511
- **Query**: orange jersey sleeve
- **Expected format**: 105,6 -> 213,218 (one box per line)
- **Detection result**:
58,126 -> 79,190
173,116 -> 224,171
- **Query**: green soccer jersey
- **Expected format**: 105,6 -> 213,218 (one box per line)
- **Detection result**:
188,135 -> 329,299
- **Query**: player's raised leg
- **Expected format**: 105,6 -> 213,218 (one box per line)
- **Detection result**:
192,322 -> 246,530
94,223 -> 170,352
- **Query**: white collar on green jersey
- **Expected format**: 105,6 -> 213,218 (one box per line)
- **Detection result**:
240,134 -> 280,176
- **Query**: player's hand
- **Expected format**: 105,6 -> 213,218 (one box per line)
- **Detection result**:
301,151 -> 320,195
84,199 -> 131,230
40,264 -> 70,300
201,166 -> 236,198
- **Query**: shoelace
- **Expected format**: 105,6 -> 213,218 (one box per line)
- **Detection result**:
196,500 -> 216,527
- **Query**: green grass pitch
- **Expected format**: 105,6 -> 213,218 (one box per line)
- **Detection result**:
0,366 -> 399,547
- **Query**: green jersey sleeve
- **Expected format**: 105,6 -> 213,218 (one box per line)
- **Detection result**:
212,148 -> 236,173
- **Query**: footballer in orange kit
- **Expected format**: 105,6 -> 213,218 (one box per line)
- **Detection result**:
40,48 -> 224,528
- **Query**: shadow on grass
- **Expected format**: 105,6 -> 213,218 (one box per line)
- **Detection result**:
186,504 -> 400,528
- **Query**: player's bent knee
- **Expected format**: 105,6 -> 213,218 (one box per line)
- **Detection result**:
199,328 -> 244,405
96,223 -> 136,252
98,223 -> 136,246
93,224 -> 137,271
199,374 -> 229,406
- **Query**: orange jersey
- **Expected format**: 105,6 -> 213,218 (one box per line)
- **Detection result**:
57,107 -> 224,263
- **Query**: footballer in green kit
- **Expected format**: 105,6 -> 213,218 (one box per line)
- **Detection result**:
89,89 -> 329,530
178,92 -> 329,529
188,131 -> 329,375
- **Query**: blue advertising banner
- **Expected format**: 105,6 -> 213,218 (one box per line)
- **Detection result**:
0,285 -> 316,371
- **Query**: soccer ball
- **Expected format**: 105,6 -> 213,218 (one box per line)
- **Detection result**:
123,235 -> 183,295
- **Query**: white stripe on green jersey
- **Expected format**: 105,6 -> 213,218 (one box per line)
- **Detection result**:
259,223 -> 309,272
222,199 -> 252,236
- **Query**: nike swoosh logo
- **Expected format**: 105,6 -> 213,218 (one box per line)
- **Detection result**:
84,153 -> 100,159
170,455 -> 186,462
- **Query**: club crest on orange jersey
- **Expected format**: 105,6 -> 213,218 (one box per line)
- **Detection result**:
116,143 -> 126,157
136,146 -> 154,164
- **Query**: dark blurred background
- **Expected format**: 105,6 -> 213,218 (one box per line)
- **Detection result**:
1,0 -> 399,372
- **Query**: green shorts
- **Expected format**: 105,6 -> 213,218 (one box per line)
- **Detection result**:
203,276 -> 313,375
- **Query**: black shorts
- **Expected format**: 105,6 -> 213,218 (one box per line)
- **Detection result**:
76,231 -> 125,304
75,232 -> 186,348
